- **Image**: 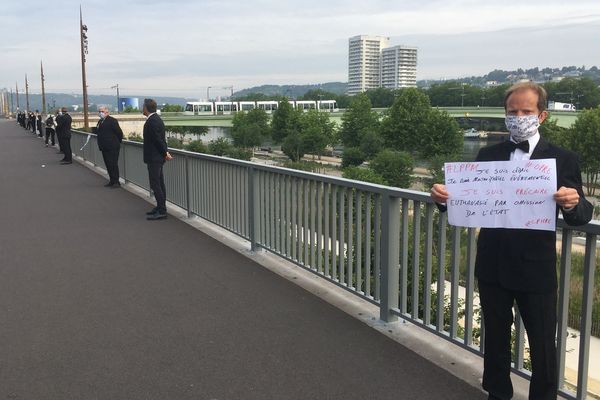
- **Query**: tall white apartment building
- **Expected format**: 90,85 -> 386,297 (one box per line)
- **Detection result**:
381,45 -> 418,89
347,35 -> 418,94
347,35 -> 389,95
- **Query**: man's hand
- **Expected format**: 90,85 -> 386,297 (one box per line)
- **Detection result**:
165,152 -> 173,161
430,184 -> 449,204
554,186 -> 579,209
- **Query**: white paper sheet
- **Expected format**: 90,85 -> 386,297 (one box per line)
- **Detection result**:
444,159 -> 557,231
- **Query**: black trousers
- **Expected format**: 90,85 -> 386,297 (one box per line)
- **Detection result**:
102,148 -> 120,184
147,162 -> 166,213
56,132 -> 64,152
478,280 -> 558,400
45,128 -> 56,145
60,134 -> 72,161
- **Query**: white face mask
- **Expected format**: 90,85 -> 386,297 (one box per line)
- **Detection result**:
99,111 -> 106,119
505,115 -> 540,143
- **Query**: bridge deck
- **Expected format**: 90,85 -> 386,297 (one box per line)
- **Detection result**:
0,120 -> 485,399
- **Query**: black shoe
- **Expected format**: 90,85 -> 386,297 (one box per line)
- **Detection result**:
110,183 -> 121,189
146,207 -> 159,215
146,212 -> 167,220
60,161 -> 72,165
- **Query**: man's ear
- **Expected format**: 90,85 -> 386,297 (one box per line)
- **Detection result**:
539,110 -> 548,124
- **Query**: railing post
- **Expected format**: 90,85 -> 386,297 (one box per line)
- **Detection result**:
380,194 -> 400,322
248,167 -> 260,252
185,154 -> 191,218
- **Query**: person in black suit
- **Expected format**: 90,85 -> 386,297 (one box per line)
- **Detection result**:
431,82 -> 593,400
56,107 -> 73,164
142,98 -> 172,220
94,106 -> 123,187
35,111 -> 43,137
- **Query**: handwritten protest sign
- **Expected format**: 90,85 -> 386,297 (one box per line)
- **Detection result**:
444,159 -> 557,231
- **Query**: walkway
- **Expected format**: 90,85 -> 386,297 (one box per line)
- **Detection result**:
0,120 -> 485,399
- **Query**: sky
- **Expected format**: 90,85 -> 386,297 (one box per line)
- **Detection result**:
1,0 -> 599,99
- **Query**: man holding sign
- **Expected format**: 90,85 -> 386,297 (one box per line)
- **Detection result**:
431,82 -> 592,400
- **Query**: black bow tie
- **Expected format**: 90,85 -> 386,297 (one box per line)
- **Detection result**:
508,140 -> 529,153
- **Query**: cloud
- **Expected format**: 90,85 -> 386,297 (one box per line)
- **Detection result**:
2,0 -> 600,96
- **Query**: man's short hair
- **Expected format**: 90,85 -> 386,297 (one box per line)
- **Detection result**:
504,82 -> 548,112
61,107 -> 68,112
98,105 -> 109,112
144,98 -> 157,113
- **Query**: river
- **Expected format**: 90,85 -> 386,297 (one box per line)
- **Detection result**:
171,126 -> 506,161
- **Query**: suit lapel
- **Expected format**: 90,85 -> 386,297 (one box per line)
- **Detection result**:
530,137 -> 550,160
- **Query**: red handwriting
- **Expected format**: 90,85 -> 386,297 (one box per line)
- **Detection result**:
515,188 -> 549,195
446,163 -> 480,174
525,161 -> 552,174
525,218 -> 552,227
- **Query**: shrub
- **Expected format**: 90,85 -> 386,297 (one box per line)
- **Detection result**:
127,134 -> 143,142
341,147 -> 365,168
167,137 -> 184,149
342,166 -> 386,185
225,147 -> 252,161
185,140 -> 207,153
208,137 -> 232,156
282,160 -> 323,173
370,149 -> 414,188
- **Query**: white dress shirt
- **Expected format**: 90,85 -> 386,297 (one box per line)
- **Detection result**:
509,132 -> 540,161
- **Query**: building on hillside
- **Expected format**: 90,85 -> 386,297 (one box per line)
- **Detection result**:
347,35 -> 389,95
381,45 -> 418,89
347,35 -> 417,95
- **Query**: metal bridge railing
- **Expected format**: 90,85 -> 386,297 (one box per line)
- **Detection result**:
71,130 -> 599,400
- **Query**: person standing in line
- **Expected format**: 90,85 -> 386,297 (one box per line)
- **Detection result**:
44,112 -> 57,147
94,106 -> 123,187
56,107 -> 73,164
430,82 -> 592,400
142,98 -> 172,220
36,111 -> 43,138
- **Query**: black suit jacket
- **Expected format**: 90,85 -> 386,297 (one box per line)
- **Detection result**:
143,113 -> 167,164
56,113 -> 72,138
95,115 -> 123,151
474,137 -> 593,293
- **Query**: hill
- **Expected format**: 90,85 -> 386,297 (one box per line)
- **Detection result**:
233,82 -> 347,99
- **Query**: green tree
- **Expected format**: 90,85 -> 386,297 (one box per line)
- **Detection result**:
271,99 -> 300,144
231,108 -> 270,150
161,103 -> 184,112
339,93 -> 379,148
568,107 -> 600,195
539,116 -> 567,147
364,87 -> 396,108
281,132 -> 304,162
419,109 -> 463,159
341,147 -> 365,168
370,150 -> 414,188
300,110 -> 336,159
342,166 -> 386,185
380,88 -> 431,152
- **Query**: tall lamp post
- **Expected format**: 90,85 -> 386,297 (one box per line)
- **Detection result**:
207,86 -> 211,101
25,74 -> 30,111
80,6 -> 90,128
111,84 -> 120,113
40,60 -> 47,114
15,82 -> 20,110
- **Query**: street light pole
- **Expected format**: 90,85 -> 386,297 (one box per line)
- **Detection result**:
79,6 -> 90,128
111,84 -> 120,113
15,82 -> 19,110
40,60 -> 47,114
25,74 -> 30,111
207,86 -> 211,101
